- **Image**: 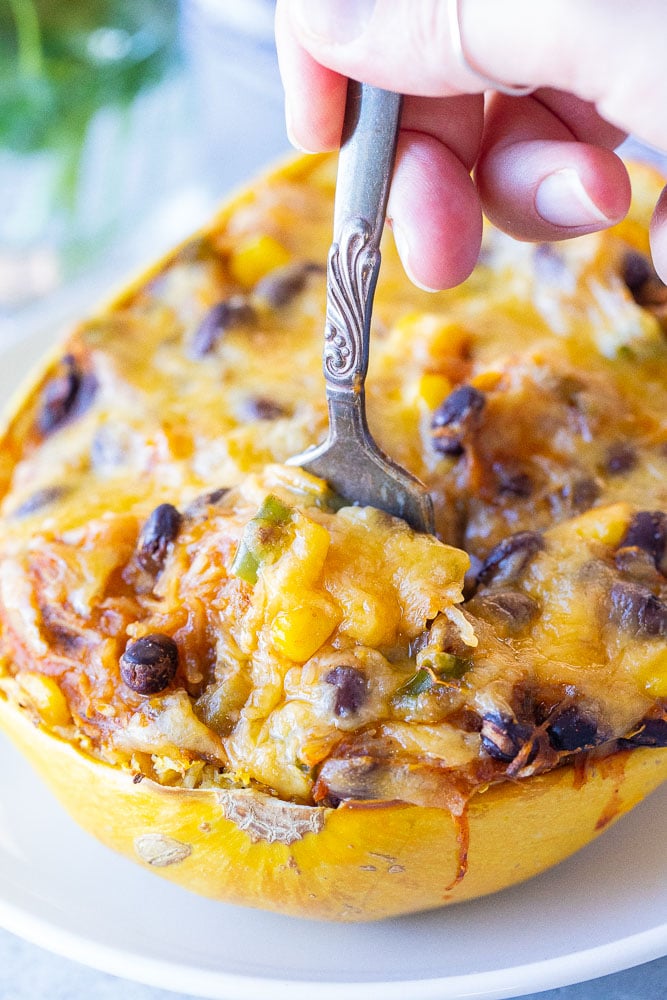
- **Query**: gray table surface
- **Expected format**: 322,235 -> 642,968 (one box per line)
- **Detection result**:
1,5 -> 665,998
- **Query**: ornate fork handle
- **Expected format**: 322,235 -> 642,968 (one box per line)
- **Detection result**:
323,218 -> 377,388
323,84 -> 401,403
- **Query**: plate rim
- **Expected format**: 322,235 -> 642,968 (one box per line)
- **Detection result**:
0,885 -> 666,1000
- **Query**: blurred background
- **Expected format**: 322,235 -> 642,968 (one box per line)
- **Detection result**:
4,1 -> 665,355
0,0 -> 289,347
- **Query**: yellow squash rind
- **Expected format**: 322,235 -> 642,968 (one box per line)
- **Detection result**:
2,695 -> 665,921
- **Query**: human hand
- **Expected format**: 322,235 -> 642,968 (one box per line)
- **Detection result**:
275,0 -> 667,289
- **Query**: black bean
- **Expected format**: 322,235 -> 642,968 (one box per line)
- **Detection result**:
120,633 -> 179,694
137,504 -> 183,574
605,441 -> 637,476
472,590 -> 539,629
408,612 -> 471,660
325,666 -> 368,717
477,531 -> 545,587
203,487 -> 229,505
431,384 -> 485,456
39,355 -> 98,435
609,581 -> 667,636
480,712 -> 534,763
622,251 -> 667,306
620,716 -> 667,748
569,476 -> 600,511
314,756 -> 380,804
41,606 -> 84,653
238,396 -> 287,421
615,546 -> 661,584
409,628 -> 435,658
12,485 -> 68,518
189,296 -> 256,358
253,261 -> 324,308
622,251 -> 654,299
547,705 -> 601,752
619,511 -> 667,568
511,682 -> 541,724
183,487 -> 230,519
555,374 -> 586,408
192,486 -> 228,508
495,467 -> 533,498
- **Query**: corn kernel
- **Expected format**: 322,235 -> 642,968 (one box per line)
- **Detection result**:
636,648 -> 667,698
393,310 -> 428,336
418,372 -> 452,409
394,313 -> 470,366
271,595 -> 341,662
17,671 -> 71,728
572,503 -> 631,547
471,370 -> 502,392
263,514 -> 331,601
644,673 -> 667,698
611,218 -> 650,255
229,235 -> 291,287
426,321 -> 470,360
289,517 -> 331,587
229,768 -> 252,787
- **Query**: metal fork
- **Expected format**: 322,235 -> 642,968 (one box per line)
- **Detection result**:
289,80 -> 435,534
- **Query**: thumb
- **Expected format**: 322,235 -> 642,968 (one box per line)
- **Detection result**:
284,0 -> 667,149
285,0 -> 479,96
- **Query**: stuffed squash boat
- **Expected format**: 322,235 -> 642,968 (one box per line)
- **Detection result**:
0,153 -> 666,921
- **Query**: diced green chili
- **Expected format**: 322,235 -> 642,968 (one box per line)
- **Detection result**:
417,650 -> 470,679
230,545 -> 261,585
394,654 -> 471,702
394,668 -> 434,699
231,494 -> 293,584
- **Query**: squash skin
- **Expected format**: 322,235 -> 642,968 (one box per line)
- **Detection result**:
0,154 -> 666,921
2,695 -> 666,921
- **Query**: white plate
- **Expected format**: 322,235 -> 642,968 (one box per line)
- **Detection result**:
0,315 -> 665,1000
0,727 -> 665,1000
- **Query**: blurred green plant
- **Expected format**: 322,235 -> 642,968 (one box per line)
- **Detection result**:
0,0 -> 180,204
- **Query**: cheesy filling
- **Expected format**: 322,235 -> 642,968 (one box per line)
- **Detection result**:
0,155 -> 665,806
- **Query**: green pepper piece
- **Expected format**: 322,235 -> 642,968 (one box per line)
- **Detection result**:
231,494 -> 293,584
255,493 -> 292,526
394,667 -> 434,699
230,544 -> 260,585
418,650 -> 470,679
394,652 -> 471,702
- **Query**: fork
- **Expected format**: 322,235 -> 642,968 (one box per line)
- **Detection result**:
289,80 -> 435,534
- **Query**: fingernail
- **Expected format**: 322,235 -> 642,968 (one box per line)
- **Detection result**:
535,168 -> 611,228
391,221 -> 440,293
284,99 -> 316,154
291,0 -> 377,44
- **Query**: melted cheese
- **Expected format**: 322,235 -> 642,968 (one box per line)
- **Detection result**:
0,155 -> 665,804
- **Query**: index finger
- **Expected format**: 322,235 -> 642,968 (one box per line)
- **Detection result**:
275,0 -> 347,151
